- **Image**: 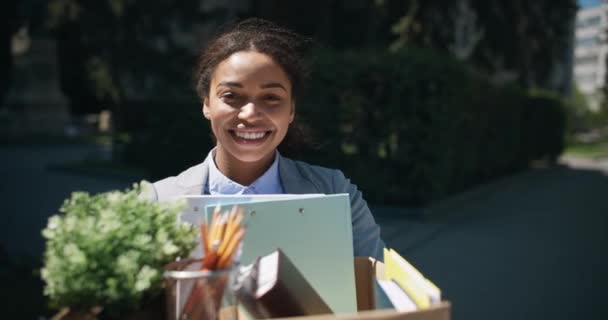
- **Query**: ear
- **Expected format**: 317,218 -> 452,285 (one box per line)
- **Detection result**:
289,101 -> 295,124
202,98 -> 210,120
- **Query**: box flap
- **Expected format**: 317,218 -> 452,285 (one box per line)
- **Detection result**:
272,301 -> 451,320
353,257 -> 375,311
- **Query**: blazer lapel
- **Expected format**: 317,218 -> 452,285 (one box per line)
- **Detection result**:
176,153 -> 211,195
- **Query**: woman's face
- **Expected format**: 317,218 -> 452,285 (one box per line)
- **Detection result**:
203,51 -> 295,164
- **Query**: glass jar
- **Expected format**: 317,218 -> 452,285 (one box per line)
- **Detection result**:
164,259 -> 238,320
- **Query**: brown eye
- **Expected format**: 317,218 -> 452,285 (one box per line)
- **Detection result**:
221,92 -> 239,102
263,94 -> 282,104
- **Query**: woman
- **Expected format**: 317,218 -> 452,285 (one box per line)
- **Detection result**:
149,18 -> 385,260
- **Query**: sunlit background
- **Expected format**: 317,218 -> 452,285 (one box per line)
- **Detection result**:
1,1 -> 607,319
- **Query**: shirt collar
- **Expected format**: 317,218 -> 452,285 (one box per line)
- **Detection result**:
207,148 -> 284,195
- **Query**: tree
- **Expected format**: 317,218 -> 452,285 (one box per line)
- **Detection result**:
248,0 -> 405,49
389,0 -> 578,92
47,0 -> 204,127
0,0 -> 22,108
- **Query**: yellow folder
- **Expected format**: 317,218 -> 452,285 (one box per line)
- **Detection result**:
383,248 -> 442,309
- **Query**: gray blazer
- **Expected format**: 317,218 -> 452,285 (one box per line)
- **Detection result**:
150,153 -> 385,260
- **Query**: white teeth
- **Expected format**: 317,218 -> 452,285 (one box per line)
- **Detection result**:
235,131 -> 267,140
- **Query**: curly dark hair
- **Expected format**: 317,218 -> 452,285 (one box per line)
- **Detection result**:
194,18 -> 316,156
194,18 -> 312,102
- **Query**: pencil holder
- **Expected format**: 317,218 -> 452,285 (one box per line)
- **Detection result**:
164,259 -> 238,320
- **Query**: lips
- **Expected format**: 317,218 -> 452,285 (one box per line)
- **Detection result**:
229,129 -> 272,145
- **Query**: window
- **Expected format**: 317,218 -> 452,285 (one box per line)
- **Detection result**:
575,54 -> 598,65
576,74 -> 597,83
577,36 -> 597,47
577,15 -> 602,29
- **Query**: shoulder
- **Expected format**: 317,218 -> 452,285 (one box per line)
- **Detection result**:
280,156 -> 349,194
288,158 -> 338,180
152,161 -> 208,201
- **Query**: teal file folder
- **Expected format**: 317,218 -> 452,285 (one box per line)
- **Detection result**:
205,194 -> 357,314
180,194 -> 324,258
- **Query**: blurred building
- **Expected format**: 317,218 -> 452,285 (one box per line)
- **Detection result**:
2,32 -> 70,136
574,2 -> 608,110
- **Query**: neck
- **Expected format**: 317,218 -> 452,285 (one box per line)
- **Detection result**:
214,147 -> 276,186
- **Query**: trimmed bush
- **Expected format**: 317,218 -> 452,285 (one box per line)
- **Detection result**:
521,91 -> 566,163
297,49 -> 566,205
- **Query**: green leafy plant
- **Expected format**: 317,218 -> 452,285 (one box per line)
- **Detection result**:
41,182 -> 197,315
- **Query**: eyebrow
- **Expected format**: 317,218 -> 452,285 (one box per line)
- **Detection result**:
216,81 -> 287,92
260,82 -> 287,91
217,81 -> 243,88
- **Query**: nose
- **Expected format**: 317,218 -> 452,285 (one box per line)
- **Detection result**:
238,102 -> 262,120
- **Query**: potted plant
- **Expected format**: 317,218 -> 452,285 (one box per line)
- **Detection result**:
41,182 -> 198,319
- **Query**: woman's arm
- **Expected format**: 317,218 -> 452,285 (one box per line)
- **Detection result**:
333,170 -> 386,261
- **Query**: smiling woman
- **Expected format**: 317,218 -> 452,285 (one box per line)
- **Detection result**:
204,51 -> 295,185
149,18 -> 385,260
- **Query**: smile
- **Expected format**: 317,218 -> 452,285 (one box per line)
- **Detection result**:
229,130 -> 273,144
234,131 -> 268,140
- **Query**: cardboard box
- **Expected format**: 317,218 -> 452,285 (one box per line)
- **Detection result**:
273,302 -> 450,320
307,257 -> 450,320
225,257 -> 451,320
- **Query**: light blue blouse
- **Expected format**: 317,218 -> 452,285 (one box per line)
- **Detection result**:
206,149 -> 284,195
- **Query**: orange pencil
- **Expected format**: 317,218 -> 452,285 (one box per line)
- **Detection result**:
217,211 -> 242,255
200,221 -> 209,255
217,228 -> 245,269
208,207 -> 220,237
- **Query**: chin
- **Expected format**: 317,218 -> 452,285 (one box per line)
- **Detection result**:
218,143 -> 275,164
231,147 -> 277,163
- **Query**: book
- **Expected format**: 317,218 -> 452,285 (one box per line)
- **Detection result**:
233,249 -> 332,319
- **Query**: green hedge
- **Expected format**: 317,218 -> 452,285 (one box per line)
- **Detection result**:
122,48 -> 566,206
295,49 -> 565,205
521,91 -> 566,163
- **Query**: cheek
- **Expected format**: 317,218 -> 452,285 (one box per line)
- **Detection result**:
208,103 -> 232,123
207,112 -> 228,135
277,114 -> 293,134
